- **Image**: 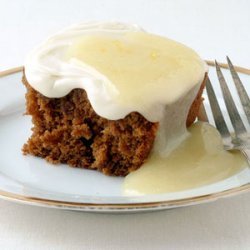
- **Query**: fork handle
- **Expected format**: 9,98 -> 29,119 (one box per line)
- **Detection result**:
241,149 -> 250,166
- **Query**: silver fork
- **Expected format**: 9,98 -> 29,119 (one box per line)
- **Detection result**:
204,57 -> 250,164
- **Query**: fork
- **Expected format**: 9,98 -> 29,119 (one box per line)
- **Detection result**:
203,57 -> 250,164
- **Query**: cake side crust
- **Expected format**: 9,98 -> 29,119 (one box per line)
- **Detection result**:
22,73 -> 206,176
22,73 -> 159,176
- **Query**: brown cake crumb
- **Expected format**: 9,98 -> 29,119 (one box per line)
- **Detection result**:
22,73 -> 206,176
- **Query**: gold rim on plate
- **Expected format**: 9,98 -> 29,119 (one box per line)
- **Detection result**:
0,61 -> 250,211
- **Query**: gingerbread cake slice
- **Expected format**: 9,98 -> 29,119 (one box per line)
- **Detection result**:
22,22 -> 207,176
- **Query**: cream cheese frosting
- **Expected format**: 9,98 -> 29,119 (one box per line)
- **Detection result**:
25,22 -> 206,122
24,21 -> 207,154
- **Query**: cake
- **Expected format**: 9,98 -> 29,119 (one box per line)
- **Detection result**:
22,22 -> 207,176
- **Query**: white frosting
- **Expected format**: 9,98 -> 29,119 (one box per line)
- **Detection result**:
25,22 -> 143,120
25,21 -> 207,123
25,22 -> 207,154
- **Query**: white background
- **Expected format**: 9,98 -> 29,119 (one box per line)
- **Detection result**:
1,0 -> 250,249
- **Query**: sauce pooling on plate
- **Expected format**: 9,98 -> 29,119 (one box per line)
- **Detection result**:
123,122 -> 247,195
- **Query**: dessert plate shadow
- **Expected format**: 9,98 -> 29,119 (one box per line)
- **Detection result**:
0,63 -> 250,213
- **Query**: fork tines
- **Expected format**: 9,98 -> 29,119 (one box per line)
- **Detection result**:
206,77 -> 231,139
226,56 -> 250,124
206,57 -> 250,146
215,59 -> 247,138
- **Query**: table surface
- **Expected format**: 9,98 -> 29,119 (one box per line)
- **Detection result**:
1,0 -> 250,249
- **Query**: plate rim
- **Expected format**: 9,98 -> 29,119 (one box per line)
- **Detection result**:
0,182 -> 250,211
1,61 -> 250,211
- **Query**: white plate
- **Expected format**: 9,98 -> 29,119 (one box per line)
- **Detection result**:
0,63 -> 250,213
